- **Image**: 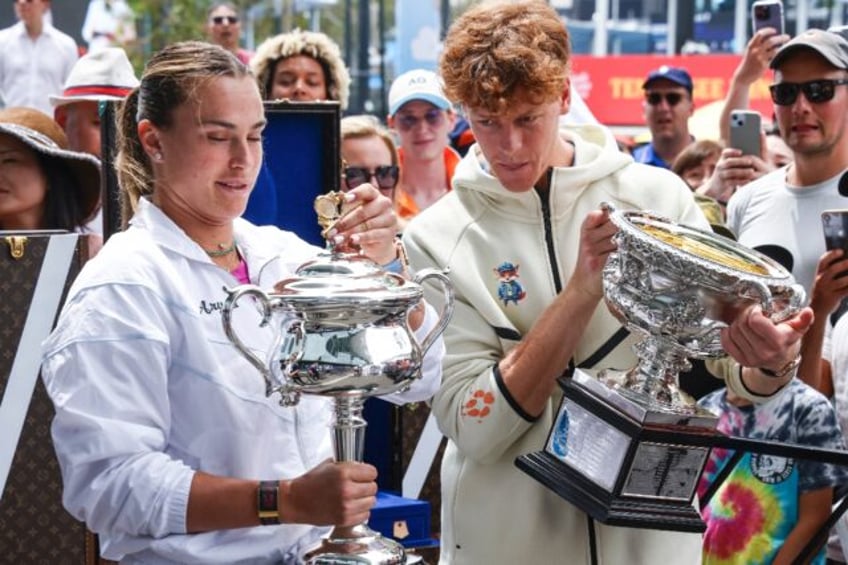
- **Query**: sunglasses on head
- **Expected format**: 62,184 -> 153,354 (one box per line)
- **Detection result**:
395,109 -> 445,131
769,78 -> 848,106
645,92 -> 685,107
343,165 -> 399,191
211,15 -> 239,25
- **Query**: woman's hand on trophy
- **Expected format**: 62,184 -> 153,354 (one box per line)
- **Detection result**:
326,184 -> 398,265
282,459 -> 378,527
570,208 -> 617,300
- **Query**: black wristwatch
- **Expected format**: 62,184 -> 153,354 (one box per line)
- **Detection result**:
257,480 -> 280,525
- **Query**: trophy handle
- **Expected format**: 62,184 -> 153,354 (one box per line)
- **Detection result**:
412,269 -> 455,357
222,285 -> 275,397
769,283 -> 807,324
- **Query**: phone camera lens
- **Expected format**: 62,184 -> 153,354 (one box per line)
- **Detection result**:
755,6 -> 770,19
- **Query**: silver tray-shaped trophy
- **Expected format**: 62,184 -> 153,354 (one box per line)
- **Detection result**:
517,203 -> 804,532
223,193 -> 454,564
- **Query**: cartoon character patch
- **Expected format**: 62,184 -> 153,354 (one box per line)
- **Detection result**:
494,261 -> 527,306
462,389 -> 495,422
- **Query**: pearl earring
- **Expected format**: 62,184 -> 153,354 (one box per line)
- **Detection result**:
154,152 -> 163,162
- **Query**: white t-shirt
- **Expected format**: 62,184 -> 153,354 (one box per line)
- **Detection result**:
727,167 -> 848,296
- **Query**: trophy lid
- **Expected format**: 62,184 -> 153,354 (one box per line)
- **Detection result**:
269,252 -> 423,322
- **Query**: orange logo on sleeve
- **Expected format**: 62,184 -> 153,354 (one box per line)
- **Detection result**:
462,389 -> 495,421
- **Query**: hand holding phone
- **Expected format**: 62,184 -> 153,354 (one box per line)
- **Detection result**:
752,1 -> 784,36
729,110 -> 762,157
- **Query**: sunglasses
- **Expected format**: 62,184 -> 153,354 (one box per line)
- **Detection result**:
645,92 -> 685,107
343,165 -> 399,191
769,78 -> 848,106
211,15 -> 239,25
395,109 -> 445,131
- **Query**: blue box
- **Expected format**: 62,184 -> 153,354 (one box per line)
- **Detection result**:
369,491 -> 438,549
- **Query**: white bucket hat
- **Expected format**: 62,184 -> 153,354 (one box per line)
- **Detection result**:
49,47 -> 140,108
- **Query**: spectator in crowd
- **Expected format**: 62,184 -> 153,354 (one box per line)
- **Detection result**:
40,41 -> 443,564
340,114 -> 399,204
244,28 -> 351,227
81,0 -> 136,54
632,65 -> 695,169
719,27 -> 848,469
251,28 -> 349,107
205,2 -> 252,66
766,125 -> 793,168
387,69 -> 459,227
0,0 -> 78,115
47,46 -> 138,238
697,353 -> 848,564
403,2 -> 813,563
728,29 -> 848,322
671,139 -> 728,231
816,247 -> 848,562
49,47 -> 139,158
0,107 -> 101,254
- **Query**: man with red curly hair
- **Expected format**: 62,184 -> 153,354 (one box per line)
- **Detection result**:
402,2 -> 814,563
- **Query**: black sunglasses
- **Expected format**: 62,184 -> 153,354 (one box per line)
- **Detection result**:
645,92 -> 685,107
343,165 -> 399,191
769,78 -> 848,106
211,15 -> 239,25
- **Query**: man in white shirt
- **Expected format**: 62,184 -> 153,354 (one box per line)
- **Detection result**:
81,0 -> 136,53
0,0 -> 78,114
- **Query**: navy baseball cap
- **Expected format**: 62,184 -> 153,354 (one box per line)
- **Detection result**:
642,66 -> 694,94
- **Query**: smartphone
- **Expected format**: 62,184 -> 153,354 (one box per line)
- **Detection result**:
823,210 -> 848,250
752,0 -> 785,36
729,110 -> 762,157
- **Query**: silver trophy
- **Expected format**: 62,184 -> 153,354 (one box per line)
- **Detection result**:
518,203 -> 805,531
222,193 -> 453,565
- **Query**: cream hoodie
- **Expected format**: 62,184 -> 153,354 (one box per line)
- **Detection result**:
404,125 -> 709,565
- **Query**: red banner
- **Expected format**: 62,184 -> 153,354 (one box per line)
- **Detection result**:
571,54 -> 776,126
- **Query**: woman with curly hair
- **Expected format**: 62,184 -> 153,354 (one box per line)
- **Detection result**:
251,28 -> 350,109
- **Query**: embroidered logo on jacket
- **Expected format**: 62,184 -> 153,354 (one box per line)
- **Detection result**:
462,389 -> 495,421
494,261 -> 526,306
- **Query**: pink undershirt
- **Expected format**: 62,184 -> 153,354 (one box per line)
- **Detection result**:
231,258 -> 250,284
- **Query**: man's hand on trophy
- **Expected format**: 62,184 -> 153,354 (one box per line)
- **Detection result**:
324,184 -> 399,265
721,304 -> 813,396
570,208 -> 617,300
282,459 -> 378,527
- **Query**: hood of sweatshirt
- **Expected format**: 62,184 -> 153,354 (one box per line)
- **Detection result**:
451,123 -> 637,220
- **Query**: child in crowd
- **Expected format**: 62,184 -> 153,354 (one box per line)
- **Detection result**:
697,375 -> 848,564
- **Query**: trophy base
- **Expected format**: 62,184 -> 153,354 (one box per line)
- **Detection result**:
516,369 -> 718,533
516,451 -> 705,532
302,524 -> 407,565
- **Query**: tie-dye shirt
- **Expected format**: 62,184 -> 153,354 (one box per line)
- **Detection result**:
697,379 -> 848,565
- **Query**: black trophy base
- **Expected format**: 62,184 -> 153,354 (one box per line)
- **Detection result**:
516,450 -> 705,533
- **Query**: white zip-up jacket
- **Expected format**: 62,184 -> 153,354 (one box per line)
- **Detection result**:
404,125 -> 709,565
41,198 -> 444,564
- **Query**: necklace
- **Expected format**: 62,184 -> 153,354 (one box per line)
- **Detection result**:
205,241 -> 237,258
